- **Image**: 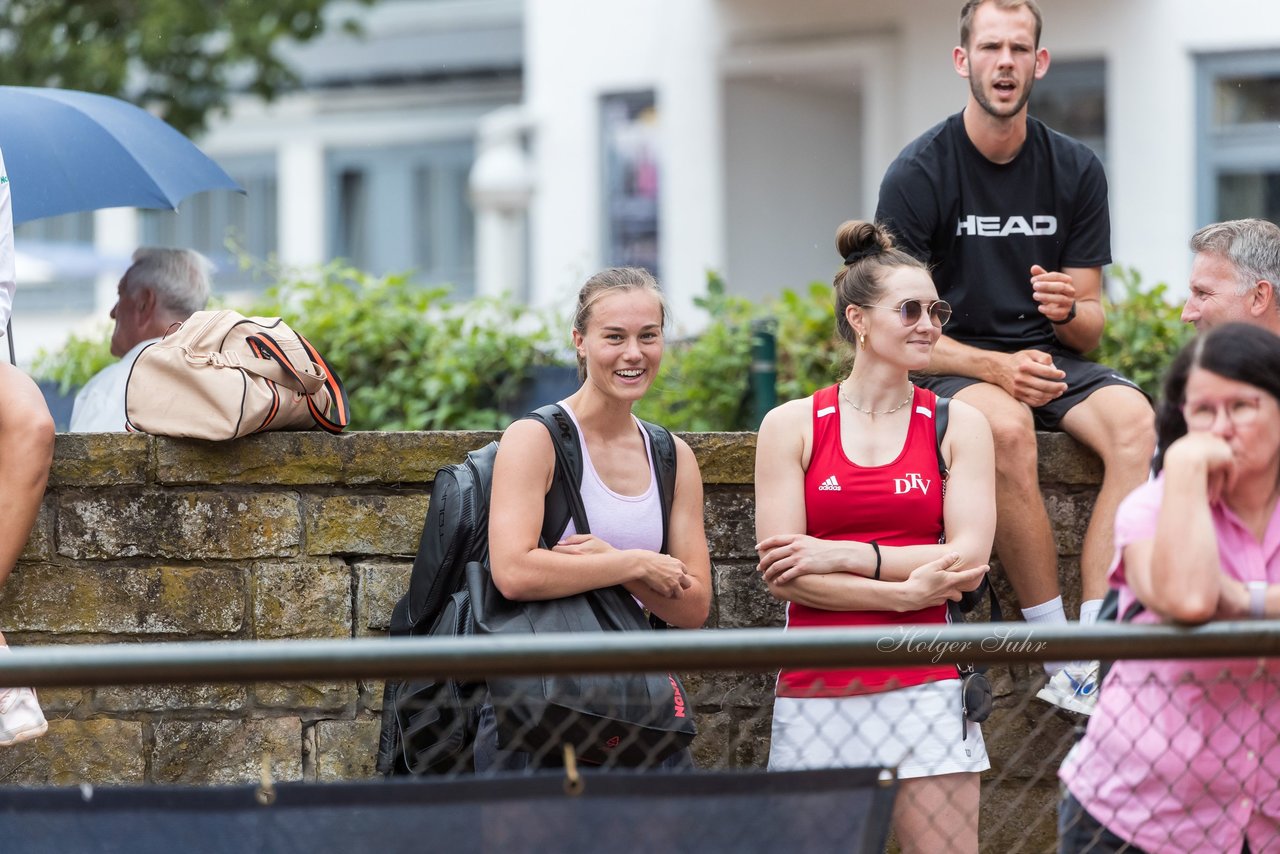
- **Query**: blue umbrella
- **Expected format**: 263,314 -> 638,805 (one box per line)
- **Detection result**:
0,86 -> 243,225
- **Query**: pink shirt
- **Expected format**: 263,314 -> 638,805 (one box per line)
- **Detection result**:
1060,476 -> 1280,853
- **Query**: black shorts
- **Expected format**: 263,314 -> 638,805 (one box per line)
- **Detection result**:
914,347 -> 1148,431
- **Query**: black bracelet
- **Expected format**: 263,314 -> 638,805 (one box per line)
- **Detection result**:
1050,300 -> 1078,325
870,540 -> 882,581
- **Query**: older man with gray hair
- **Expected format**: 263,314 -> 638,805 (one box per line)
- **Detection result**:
69,247 -> 212,432
1181,218 -> 1280,334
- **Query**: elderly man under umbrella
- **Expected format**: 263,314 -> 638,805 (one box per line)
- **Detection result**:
0,147 -> 53,745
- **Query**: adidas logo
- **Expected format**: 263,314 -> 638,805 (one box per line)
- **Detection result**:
818,475 -> 841,491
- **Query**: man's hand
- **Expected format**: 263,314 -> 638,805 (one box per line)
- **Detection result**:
1030,264 -> 1077,323
995,349 -> 1066,407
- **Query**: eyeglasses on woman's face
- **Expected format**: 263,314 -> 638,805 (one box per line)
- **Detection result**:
859,298 -> 953,328
1181,396 -> 1263,431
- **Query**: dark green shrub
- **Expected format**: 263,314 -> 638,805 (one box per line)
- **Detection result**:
246,262 -> 561,430
635,274 -> 756,431
636,276 -> 842,431
1090,265 -> 1193,398
32,323 -> 115,395
773,281 -> 844,402
30,262 -> 1191,431
33,262 -> 563,431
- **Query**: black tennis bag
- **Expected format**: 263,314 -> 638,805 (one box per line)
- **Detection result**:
466,407 -> 694,766
376,405 -> 573,776
374,442 -> 496,776
376,404 -> 680,775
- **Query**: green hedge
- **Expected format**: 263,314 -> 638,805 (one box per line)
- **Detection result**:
34,263 -> 1190,432
1087,265 -> 1194,397
242,263 -> 561,430
641,266 -> 1190,430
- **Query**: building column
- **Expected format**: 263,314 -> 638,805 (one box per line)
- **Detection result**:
658,0 -> 724,333
470,106 -> 534,301
278,141 -> 327,270
93,208 -> 140,314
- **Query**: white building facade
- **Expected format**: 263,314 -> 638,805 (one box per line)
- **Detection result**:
522,0 -> 1280,330
14,0 -> 1280,363
13,0 -> 524,365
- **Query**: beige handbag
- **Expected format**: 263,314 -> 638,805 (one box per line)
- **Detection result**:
124,309 -> 349,440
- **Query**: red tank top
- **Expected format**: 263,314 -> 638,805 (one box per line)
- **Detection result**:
777,383 -> 957,698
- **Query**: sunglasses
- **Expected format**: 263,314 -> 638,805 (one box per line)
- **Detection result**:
859,298 -> 953,328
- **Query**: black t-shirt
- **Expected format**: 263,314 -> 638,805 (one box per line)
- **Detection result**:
875,111 -> 1111,351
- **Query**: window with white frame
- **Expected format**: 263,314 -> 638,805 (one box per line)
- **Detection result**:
14,211 -> 94,245
139,155 -> 279,296
328,140 -> 475,297
1198,51 -> 1280,225
12,211 -> 98,315
1029,59 -> 1107,164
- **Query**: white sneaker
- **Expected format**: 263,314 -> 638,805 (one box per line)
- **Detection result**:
0,686 -> 48,746
1035,662 -> 1100,716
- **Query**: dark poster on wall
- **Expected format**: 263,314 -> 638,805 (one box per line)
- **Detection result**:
601,91 -> 660,276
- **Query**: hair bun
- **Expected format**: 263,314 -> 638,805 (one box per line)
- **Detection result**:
836,220 -> 893,266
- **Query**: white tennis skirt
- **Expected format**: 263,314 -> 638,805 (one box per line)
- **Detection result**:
767,680 -> 990,779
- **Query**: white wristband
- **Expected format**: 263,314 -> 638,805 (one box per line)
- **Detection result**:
1248,581 -> 1268,619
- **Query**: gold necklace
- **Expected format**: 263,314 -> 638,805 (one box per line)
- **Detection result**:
839,381 -> 914,416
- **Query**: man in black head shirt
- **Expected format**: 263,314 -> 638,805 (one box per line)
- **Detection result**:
876,0 -> 1154,715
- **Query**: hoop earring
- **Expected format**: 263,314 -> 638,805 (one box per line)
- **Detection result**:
858,332 -> 867,350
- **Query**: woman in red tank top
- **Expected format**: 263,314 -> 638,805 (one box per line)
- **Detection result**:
755,220 -> 996,853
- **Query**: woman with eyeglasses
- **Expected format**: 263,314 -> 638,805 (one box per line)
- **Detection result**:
755,220 -> 996,853
1058,322 -> 1280,854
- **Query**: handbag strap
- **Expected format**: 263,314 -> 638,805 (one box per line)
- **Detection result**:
934,395 -> 950,481
248,331 -> 350,433
241,340 -> 326,394
297,333 -> 350,431
1096,588 -> 1146,688
526,404 -> 591,539
525,405 -> 677,551
638,418 -> 677,556
525,404 -> 680,629
935,396 -> 1006,673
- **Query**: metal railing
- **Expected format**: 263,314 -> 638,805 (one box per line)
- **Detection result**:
2,621 -> 1278,686
0,622 -> 1276,854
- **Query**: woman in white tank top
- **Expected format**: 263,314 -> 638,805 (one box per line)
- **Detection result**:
479,268 -> 712,770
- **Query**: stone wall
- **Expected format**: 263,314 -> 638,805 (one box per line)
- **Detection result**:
0,431 -> 1101,848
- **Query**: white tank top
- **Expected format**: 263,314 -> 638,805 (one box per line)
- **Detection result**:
557,401 -> 664,553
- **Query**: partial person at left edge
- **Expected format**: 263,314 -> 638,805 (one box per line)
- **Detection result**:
68,247 -> 212,432
0,145 -> 55,745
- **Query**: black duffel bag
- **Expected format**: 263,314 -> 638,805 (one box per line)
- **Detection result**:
466,558 -> 696,767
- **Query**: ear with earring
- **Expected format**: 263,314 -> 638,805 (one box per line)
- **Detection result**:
846,304 -> 867,351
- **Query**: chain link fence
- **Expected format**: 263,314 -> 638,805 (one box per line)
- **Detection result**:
0,623 -> 1276,853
